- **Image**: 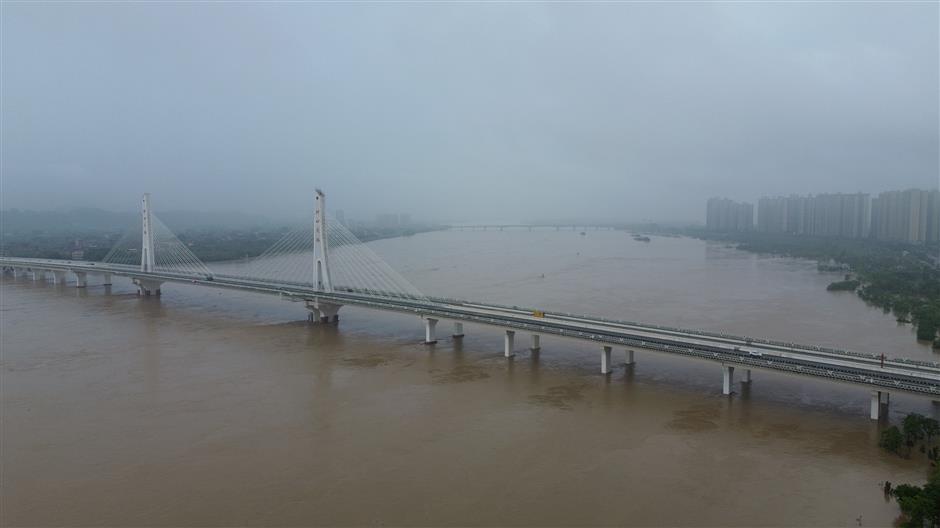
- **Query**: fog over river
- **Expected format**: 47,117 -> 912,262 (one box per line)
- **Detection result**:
3,231 -> 937,526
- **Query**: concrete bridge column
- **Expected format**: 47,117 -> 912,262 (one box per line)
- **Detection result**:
742,369 -> 752,384
601,346 -> 612,374
504,330 -> 515,357
32,269 -> 45,281
318,303 -> 341,324
73,271 -> 87,288
870,391 -> 890,420
722,365 -> 735,395
102,273 -> 113,286
452,322 -> 464,338
625,349 -> 635,365
424,318 -> 438,344
133,278 -> 163,296
530,334 -> 540,351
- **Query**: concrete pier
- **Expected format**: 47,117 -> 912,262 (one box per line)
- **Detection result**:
424,318 -> 438,344
52,270 -> 68,285
504,330 -> 515,357
452,322 -> 464,338
134,278 -> 163,296
530,334 -> 540,351
625,349 -> 635,365
742,369 -> 752,384
870,390 -> 890,420
102,273 -> 113,286
722,365 -> 735,395
601,346 -> 612,374
32,269 -> 45,281
74,271 -> 87,288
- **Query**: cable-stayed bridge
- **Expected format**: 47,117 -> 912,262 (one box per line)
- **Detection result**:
2,191 -> 939,420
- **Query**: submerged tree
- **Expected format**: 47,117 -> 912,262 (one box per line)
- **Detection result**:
891,468 -> 940,528
880,426 -> 904,454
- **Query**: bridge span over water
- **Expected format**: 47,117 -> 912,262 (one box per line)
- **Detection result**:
3,192 -> 939,420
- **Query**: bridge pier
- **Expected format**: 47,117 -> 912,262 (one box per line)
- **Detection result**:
870,390 -> 890,420
32,269 -> 46,281
504,330 -> 515,357
742,369 -> 751,384
452,322 -> 464,338
625,349 -> 635,365
102,273 -> 113,286
133,278 -> 163,296
306,300 -> 341,324
73,271 -> 87,288
52,270 -> 69,285
722,365 -> 735,395
424,318 -> 438,344
601,346 -> 612,374
530,334 -> 540,352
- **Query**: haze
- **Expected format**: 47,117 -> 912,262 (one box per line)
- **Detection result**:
2,2 -> 937,224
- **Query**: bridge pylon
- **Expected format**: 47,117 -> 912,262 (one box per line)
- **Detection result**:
134,193 -> 163,296
308,189 -> 341,324
313,189 -> 333,293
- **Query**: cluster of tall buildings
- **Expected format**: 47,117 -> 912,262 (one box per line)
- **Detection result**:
871,189 -> 940,243
705,198 -> 754,233
705,189 -> 940,244
756,193 -> 871,238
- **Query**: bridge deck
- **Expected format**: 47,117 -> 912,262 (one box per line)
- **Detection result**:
3,257 -> 939,398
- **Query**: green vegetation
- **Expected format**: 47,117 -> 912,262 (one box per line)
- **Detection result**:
891,468 -> 940,528
879,413 -> 940,527
826,279 -> 860,292
685,231 -> 940,345
880,426 -> 904,454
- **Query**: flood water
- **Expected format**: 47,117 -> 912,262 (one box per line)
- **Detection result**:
3,231 -> 938,526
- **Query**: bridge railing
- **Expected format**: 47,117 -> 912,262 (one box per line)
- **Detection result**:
418,294 -> 940,369
313,292 -> 940,395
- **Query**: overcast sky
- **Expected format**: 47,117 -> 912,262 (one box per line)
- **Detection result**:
2,2 -> 937,224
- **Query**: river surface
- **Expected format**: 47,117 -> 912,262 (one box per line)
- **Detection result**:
3,231 -> 938,526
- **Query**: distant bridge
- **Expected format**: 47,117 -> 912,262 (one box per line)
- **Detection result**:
3,191 -> 939,420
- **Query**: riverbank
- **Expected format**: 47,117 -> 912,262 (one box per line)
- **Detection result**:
648,228 -> 940,348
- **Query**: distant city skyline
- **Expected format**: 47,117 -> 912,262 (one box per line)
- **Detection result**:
706,187 -> 940,244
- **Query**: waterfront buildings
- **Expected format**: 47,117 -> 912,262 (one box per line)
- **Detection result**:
706,198 -> 753,232
871,189 -> 940,244
757,193 -> 870,238
708,189 -> 938,244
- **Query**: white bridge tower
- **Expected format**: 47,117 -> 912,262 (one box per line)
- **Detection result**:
313,189 -> 333,292
141,193 -> 156,273
307,188 -> 341,323
134,192 -> 163,295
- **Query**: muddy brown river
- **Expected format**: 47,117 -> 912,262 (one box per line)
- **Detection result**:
3,231 -> 938,526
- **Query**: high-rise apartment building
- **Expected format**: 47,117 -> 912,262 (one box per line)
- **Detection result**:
710,189 -> 937,243
871,189 -> 940,244
706,197 -> 753,232
757,193 -> 869,238
757,196 -> 788,233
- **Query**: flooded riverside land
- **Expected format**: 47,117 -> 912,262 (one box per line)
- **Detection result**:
3,231 -> 938,526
